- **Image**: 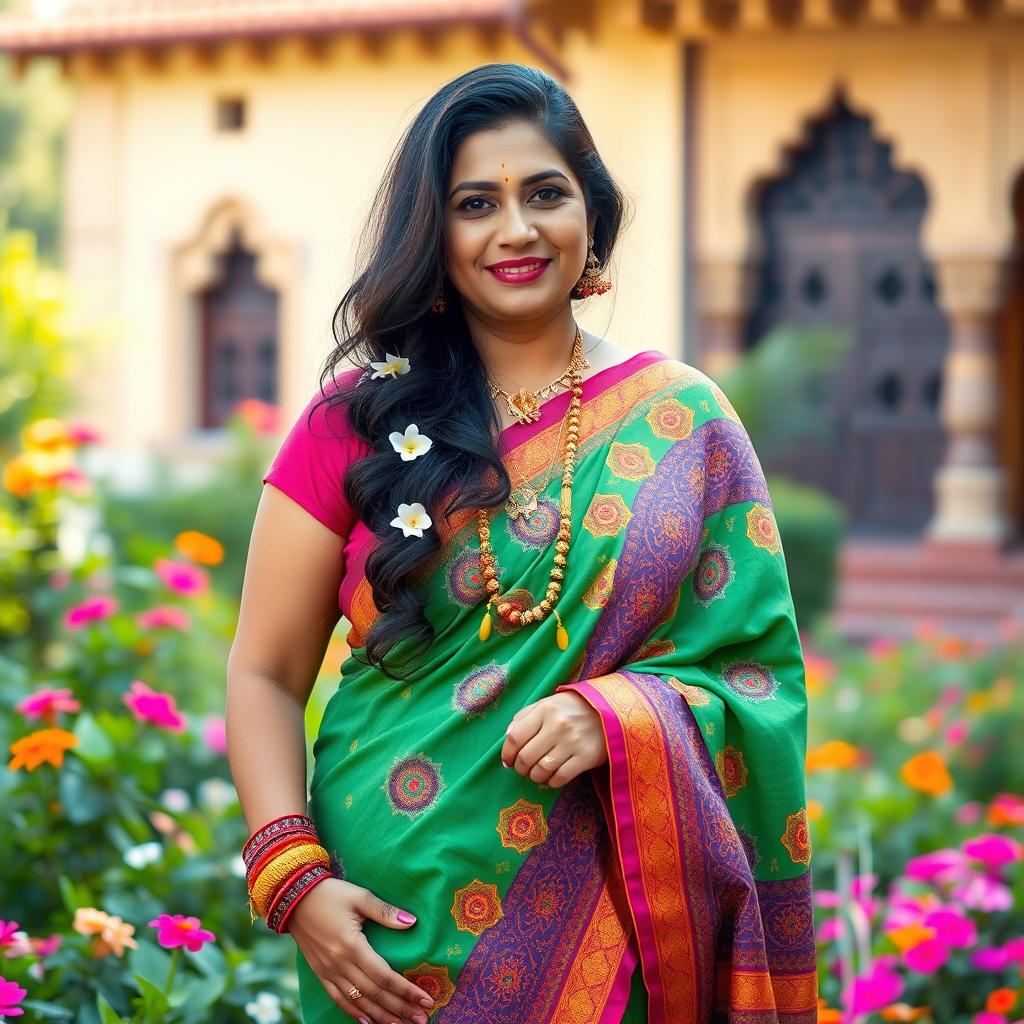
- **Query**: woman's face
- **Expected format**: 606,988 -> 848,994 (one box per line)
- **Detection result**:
443,120 -> 595,322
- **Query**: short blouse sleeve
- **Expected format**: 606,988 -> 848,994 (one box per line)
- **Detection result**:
261,368 -> 369,540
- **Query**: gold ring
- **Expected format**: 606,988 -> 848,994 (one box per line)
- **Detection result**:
347,985 -> 362,1001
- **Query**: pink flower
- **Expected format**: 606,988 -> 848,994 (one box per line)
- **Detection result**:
850,873 -> 878,900
65,422 -> 101,444
904,937 -> 950,973
817,916 -> 845,942
962,834 -> 1022,870
923,907 -> 977,948
147,914 -> 216,953
846,958 -> 904,1015
814,889 -> 841,909
957,802 -> 985,825
1002,937 -> 1024,963
0,924 -> 18,950
63,595 -> 118,630
903,849 -> 970,885
953,874 -> 1013,912
202,716 -> 227,756
15,688 -> 81,725
973,1014 -> 1008,1024
123,681 -> 186,732
973,946 -> 1011,971
135,606 -> 190,631
0,976 -> 27,1018
153,559 -> 209,597
943,720 -> 969,745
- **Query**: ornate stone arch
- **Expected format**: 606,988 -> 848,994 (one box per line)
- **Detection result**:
166,196 -> 300,445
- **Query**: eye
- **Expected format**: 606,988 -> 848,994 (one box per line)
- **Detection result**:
456,185 -> 567,212
533,186 -> 566,201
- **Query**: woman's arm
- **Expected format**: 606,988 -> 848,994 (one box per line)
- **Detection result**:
226,482 -> 343,833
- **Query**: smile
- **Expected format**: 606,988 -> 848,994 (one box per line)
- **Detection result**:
486,259 -> 552,284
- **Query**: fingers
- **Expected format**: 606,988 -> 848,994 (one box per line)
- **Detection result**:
356,940 -> 437,1015
340,962 -> 430,1024
501,705 -> 541,766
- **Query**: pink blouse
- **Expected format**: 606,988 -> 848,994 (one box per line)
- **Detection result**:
261,366 -> 373,622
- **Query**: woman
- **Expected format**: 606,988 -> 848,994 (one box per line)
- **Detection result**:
227,63 -> 817,1024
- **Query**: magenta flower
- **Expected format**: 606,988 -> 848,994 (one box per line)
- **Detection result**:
123,681 -> 186,732
904,937 -> 950,973
135,605 -> 191,631
923,907 -> 977,948
1002,937 -> 1024,963
943,720 -> 968,745
147,914 -> 216,953
953,874 -> 1013,912
63,595 -> 118,630
0,976 -> 27,1018
817,916 -> 844,942
846,957 -> 904,1015
153,558 -> 209,597
904,848 -> 970,885
962,834 -> 1022,870
973,1014 -> 1007,1024
972,946 -> 1012,971
202,715 -> 227,755
65,422 -> 101,444
15,688 -> 81,725
0,923 -> 19,950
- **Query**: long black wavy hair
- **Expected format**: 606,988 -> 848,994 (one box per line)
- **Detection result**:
313,62 -> 631,680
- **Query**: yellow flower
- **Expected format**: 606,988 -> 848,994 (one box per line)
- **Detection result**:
8,727 -> 79,772
806,799 -> 825,822
369,353 -> 411,379
900,750 -> 953,796
389,424 -> 433,462
174,530 -> 224,566
390,502 -> 432,538
886,924 -> 936,952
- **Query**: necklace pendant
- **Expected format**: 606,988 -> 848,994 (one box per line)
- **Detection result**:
507,388 -> 541,425
506,487 -> 538,521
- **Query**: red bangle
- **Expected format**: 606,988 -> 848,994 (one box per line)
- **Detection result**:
242,814 -> 316,860
247,833 -> 319,883
263,861 -> 314,921
244,822 -> 318,870
274,867 -> 333,934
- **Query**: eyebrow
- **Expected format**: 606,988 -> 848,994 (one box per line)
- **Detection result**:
448,169 -> 571,202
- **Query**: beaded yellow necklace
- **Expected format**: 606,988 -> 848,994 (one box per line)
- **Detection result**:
477,326 -> 584,652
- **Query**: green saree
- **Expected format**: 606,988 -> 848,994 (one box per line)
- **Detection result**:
298,349 -> 817,1023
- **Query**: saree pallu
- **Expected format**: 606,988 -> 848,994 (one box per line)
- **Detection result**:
299,350 -> 818,1023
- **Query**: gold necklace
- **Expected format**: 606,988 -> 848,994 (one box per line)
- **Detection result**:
477,331 -> 583,652
504,410 -> 567,521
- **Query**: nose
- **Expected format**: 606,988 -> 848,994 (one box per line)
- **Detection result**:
496,200 -> 539,246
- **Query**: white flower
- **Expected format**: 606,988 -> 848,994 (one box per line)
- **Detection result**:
245,991 -> 283,1024
124,841 -> 162,869
390,502 -> 432,538
229,853 -> 248,878
197,777 -> 238,813
389,423 -> 433,461
159,787 -> 191,812
369,352 -> 411,379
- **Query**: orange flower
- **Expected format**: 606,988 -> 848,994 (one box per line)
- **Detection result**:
2,455 -> 36,497
816,998 -> 843,1023
881,1003 -> 932,1021
8,727 -> 78,772
986,989 -> 1018,1014
900,751 -> 953,797
174,530 -> 224,566
803,653 -> 835,695
935,636 -> 967,660
886,924 -> 936,952
72,907 -> 137,959
806,740 -> 861,773
806,799 -> 825,822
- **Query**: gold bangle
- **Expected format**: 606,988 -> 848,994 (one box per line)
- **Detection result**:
250,843 -> 330,916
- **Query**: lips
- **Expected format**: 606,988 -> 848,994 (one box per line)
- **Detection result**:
485,257 -> 552,285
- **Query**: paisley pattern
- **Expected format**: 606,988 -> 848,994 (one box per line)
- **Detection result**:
381,754 -> 445,819
722,659 -> 780,702
582,493 -> 632,538
581,558 -> 616,610
496,798 -> 548,854
446,547 -> 486,606
747,502 -> 782,555
781,808 -> 812,866
453,662 -> 509,718
451,879 -> 504,936
692,541 -> 734,607
606,441 -> 655,481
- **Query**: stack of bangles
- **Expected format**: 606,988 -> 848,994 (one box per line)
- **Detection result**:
243,813 -> 338,934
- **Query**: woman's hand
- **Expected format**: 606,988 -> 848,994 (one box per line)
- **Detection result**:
285,878 -> 436,1024
500,690 -> 607,787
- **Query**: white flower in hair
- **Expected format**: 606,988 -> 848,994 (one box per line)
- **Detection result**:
369,353 -> 411,379
391,502 -> 432,538
389,423 -> 433,461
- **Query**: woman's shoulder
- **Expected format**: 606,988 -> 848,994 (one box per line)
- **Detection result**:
641,353 -> 744,427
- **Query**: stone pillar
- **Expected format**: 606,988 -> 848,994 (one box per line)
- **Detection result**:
695,259 -> 758,378
927,256 -> 1014,545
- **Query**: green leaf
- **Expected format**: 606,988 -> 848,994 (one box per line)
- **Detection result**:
128,939 -> 172,992
131,975 -> 170,1021
169,973 -> 225,1011
57,873 -> 94,913
73,712 -> 115,764
19,1000 -> 75,1019
95,994 -> 126,1024
58,764 -> 111,824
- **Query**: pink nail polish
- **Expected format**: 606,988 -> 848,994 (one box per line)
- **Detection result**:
397,910 -> 417,924
358,1017 -> 370,1024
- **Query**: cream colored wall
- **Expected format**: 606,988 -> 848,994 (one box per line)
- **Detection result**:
694,26 -> 1024,265
61,15 -> 685,474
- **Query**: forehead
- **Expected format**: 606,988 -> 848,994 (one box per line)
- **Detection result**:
448,120 -> 569,181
